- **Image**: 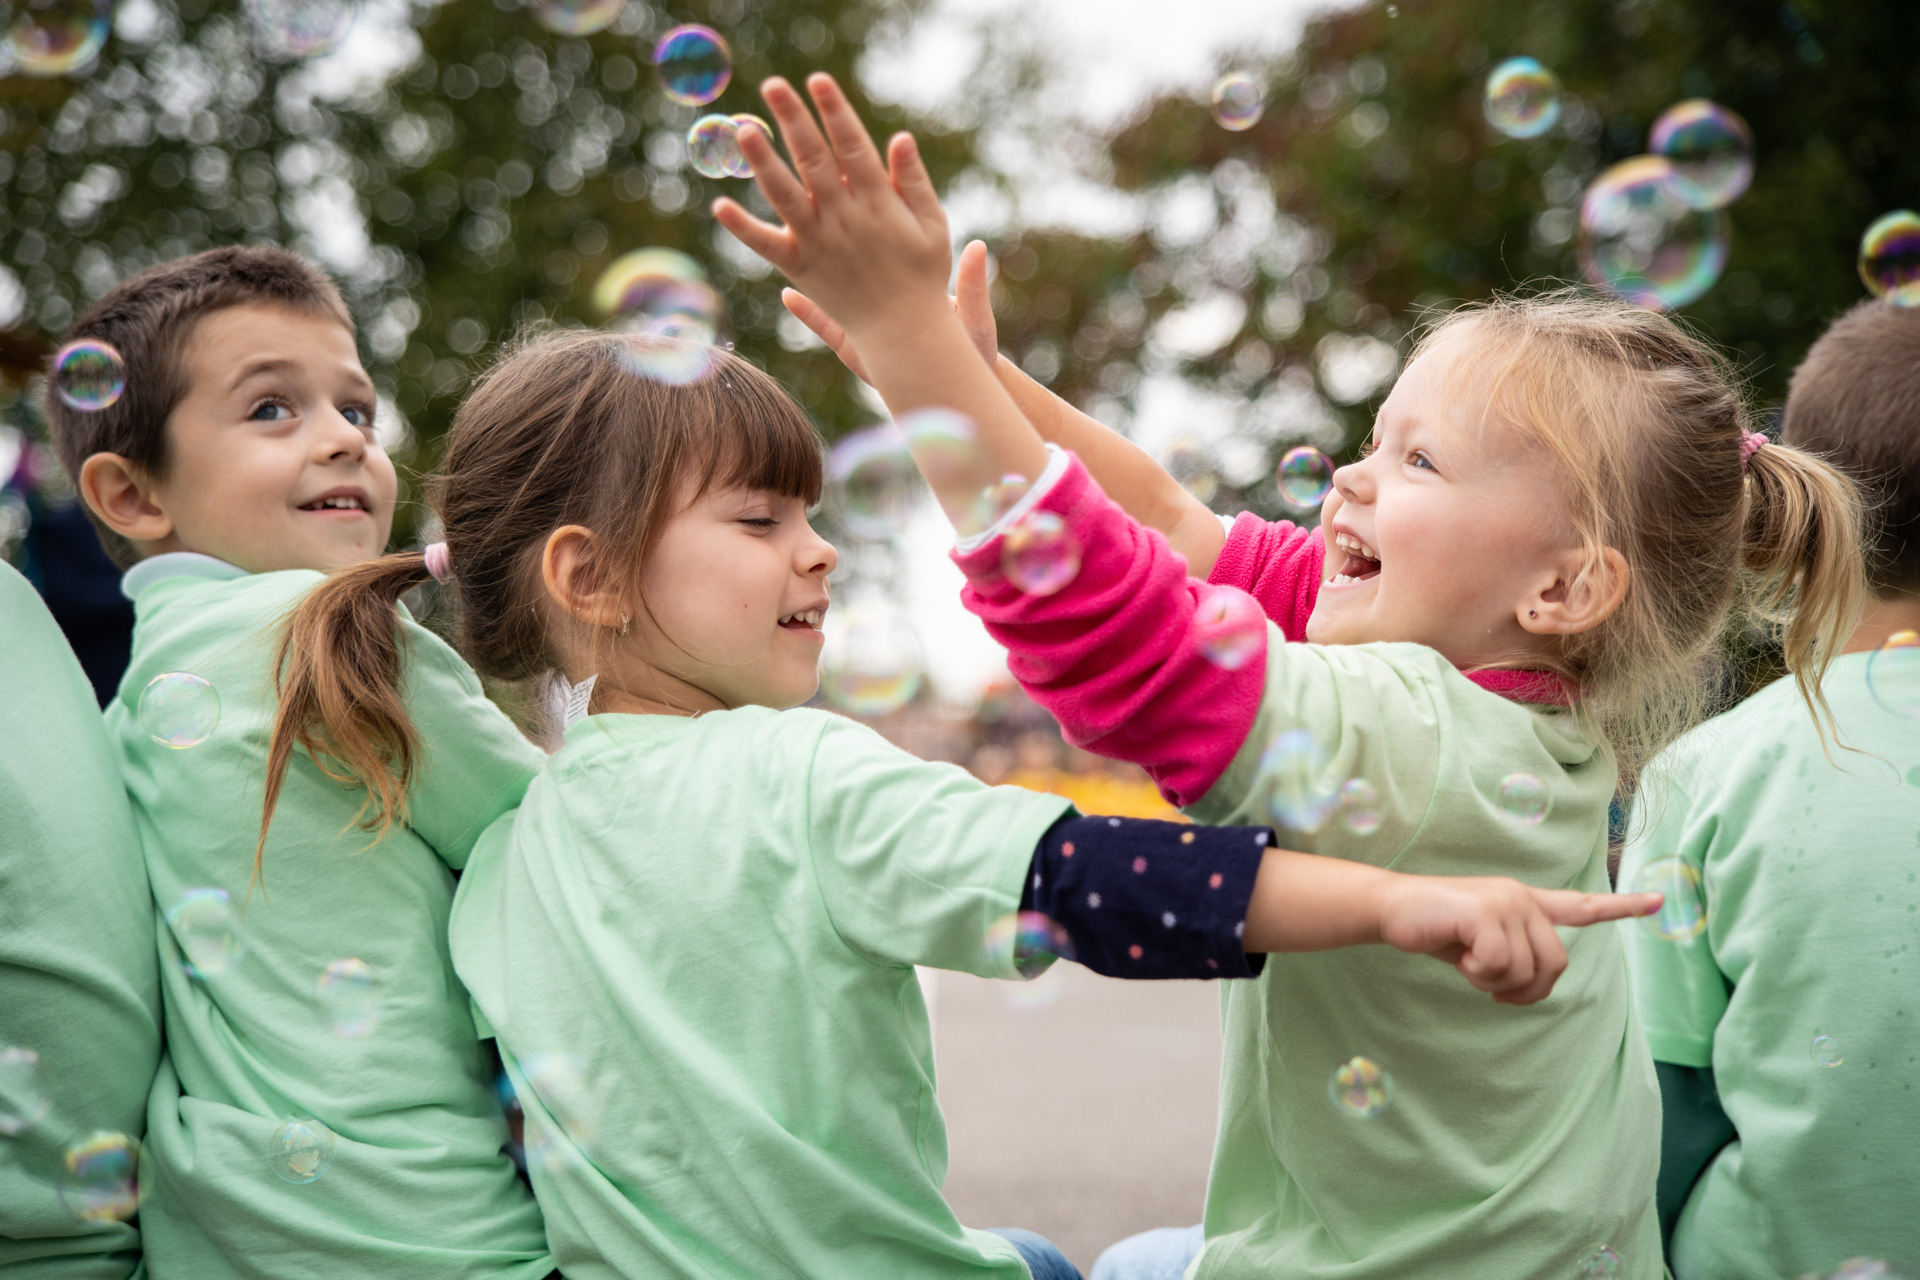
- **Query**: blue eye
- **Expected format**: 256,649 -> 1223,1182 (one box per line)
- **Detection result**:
1410,452 -> 1436,471
250,400 -> 293,422
341,405 -> 372,429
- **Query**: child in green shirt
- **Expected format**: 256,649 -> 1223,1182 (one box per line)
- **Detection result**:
721,74 -> 1869,1280
0,561 -> 161,1280
1619,298 -> 1920,1277
46,246 -> 552,1279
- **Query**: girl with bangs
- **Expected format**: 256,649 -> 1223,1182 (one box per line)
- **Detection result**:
267,325 -> 1654,1280
716,74 -> 1868,1280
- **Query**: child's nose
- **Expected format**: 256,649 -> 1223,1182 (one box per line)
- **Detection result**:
316,409 -> 368,461
1331,458 -> 1372,504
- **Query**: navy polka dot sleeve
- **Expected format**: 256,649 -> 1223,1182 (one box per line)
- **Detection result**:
1020,814 -> 1270,980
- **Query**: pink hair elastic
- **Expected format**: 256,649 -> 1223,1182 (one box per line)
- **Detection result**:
423,541 -> 452,584
1739,429 -> 1769,468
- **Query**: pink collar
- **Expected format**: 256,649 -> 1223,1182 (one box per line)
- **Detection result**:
1466,668 -> 1577,707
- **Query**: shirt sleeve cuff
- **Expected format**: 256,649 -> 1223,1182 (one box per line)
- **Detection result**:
953,443 -> 1072,554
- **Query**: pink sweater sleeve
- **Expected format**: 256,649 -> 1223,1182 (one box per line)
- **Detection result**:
954,454 -> 1266,809
1206,512 -> 1325,643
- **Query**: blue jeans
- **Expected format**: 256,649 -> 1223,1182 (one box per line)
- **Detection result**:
1089,1225 -> 1204,1280
986,1227 -> 1085,1280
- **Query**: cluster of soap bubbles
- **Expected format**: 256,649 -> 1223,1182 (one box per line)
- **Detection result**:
982,910 -> 1076,980
59,1131 -> 146,1220
244,0 -> 356,60
1811,1033 -> 1844,1068
138,671 -> 220,749
1483,57 -> 1561,139
1328,1055 -> 1392,1117
269,1117 -> 336,1183
2,0 -> 110,77
317,958 -> 383,1037
593,248 -> 726,386
1210,73 -> 1264,131
53,339 -> 126,412
1630,857 -> 1706,941
1859,212 -> 1920,307
1575,99 -> 1751,310
687,113 -> 773,179
165,887 -> 246,979
1254,730 -> 1382,840
1867,630 -> 1920,717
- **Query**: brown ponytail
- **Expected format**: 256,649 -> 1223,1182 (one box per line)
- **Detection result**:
256,550 -> 436,885
1740,439 -> 1867,745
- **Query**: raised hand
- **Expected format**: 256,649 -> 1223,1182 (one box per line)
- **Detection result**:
782,239 -> 1001,386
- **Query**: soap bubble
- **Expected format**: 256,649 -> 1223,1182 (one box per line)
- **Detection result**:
529,0 -> 622,35
517,1053 -> 602,1172
1860,212 -> 1920,308
1483,57 -> 1561,139
1578,156 -> 1729,310
1276,445 -> 1335,511
1337,777 -> 1383,836
1630,857 -> 1706,941
728,114 -> 773,174
57,1132 -> 145,1221
594,249 -> 724,385
268,1118 -> 336,1183
819,597 -> 924,716
1494,772 -> 1551,825
1811,1034 -> 1844,1068
138,671 -> 220,749
0,1046 -> 49,1135
1649,100 -> 1754,210
966,473 -> 1031,539
4,0 -> 109,76
1328,1056 -> 1392,1117
1002,962 -> 1067,1012
1194,590 -> 1265,671
52,339 -> 125,412
166,888 -> 245,979
316,958 -> 382,1038
1867,630 -> 1920,717
1258,729 -> 1339,834
1577,1245 -> 1622,1276
244,0 -> 355,58
1164,441 -> 1219,505
827,426 -> 917,541
1210,73 -> 1263,131
1002,510 -> 1082,596
1830,1261 -> 1919,1280
983,911 -> 1076,980
894,407 -> 999,537
687,114 -> 745,179
653,23 -> 730,107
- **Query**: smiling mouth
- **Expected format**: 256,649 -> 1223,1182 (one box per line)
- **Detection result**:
778,607 -> 826,631
1328,531 -> 1381,586
298,495 -> 369,514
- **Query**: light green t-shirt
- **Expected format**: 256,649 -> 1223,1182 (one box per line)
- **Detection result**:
106,559 -> 552,1280
1619,652 -> 1920,1277
448,706 -> 1074,1280
1184,631 -> 1662,1280
0,563 -> 160,1280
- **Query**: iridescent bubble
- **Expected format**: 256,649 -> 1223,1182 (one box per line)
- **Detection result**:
1830,1260 -> 1920,1280
896,407 -> 998,537
686,114 -> 743,180
0,1046 -> 49,1136
1482,57 -> 1561,139
827,426 -> 917,541
1193,589 -> 1265,671
1258,729 -> 1339,834
1276,445 -> 1334,511
1811,1034 -> 1844,1068
1328,1056 -> 1392,1117
1860,212 -> 1920,308
57,1132 -> 144,1221
594,249 -> 724,386
4,0 -> 109,77
1649,100 -> 1754,210
1002,962 -> 1066,1012
653,23 -> 731,107
268,1118 -> 336,1183
1867,630 -> 1920,717
138,671 -> 220,748
518,1052 -> 601,1172
982,910 -> 1076,980
1630,857 -> 1706,941
52,339 -> 125,412
1337,777 -> 1383,836
1164,441 -> 1219,505
966,473 -> 1032,539
612,324 -> 721,387
529,0 -> 622,36
1210,73 -> 1263,131
1494,772 -> 1550,825
819,597 -> 924,716
243,0 -> 355,59
1578,156 -> 1729,310
316,958 -> 382,1038
166,887 -> 245,979
728,114 -> 772,176
1577,1245 -> 1622,1276
1001,511 -> 1082,596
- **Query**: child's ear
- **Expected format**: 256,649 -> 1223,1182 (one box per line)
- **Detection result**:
541,525 -> 627,632
79,453 -> 175,545
1523,547 -> 1630,636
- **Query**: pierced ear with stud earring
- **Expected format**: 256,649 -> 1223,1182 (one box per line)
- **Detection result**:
1528,610 -> 1538,619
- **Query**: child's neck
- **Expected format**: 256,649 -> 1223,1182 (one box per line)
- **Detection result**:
1843,591 -> 1920,654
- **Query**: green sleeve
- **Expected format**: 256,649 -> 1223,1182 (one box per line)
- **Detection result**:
397,620 -> 545,871
1654,1061 -> 1736,1251
1618,778 -> 1729,1069
803,716 -> 1073,978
